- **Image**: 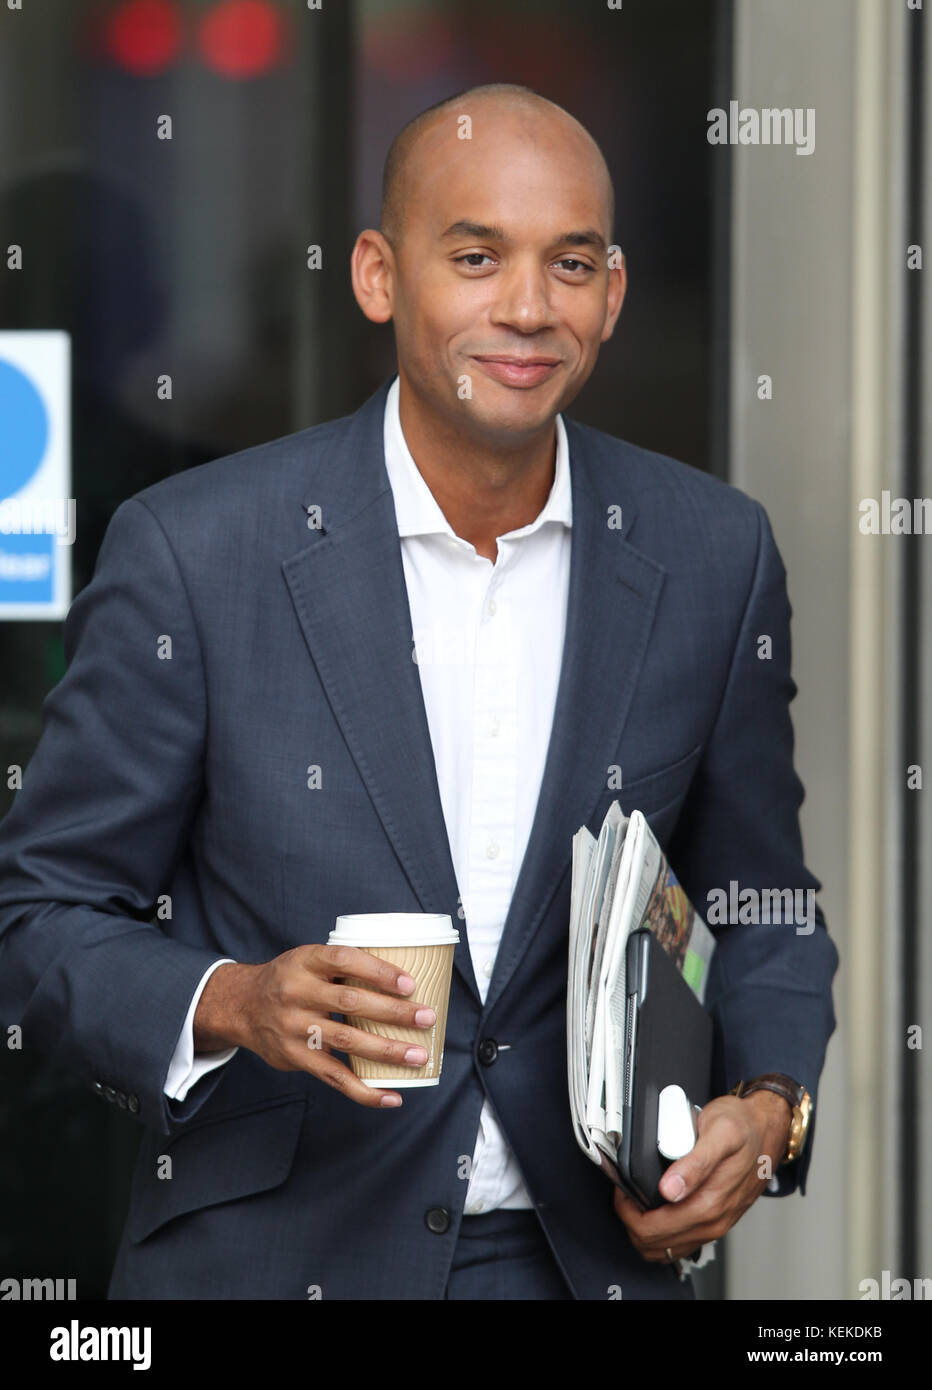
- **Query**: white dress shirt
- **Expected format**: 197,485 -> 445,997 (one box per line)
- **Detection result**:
164,375 -> 573,1217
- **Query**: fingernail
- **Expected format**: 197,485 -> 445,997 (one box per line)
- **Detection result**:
405,1046 -> 429,1064
663,1174 -> 687,1202
380,1094 -> 402,1107
397,974 -> 416,994
415,1008 -> 436,1027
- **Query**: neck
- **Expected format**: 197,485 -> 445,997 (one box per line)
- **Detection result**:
396,373 -> 556,562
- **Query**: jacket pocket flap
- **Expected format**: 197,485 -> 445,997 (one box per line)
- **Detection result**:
127,1095 -> 307,1244
618,743 -> 703,812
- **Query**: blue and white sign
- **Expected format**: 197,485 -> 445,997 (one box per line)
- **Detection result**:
0,331 -> 71,619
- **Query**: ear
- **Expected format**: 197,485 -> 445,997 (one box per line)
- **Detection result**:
600,251 -> 627,343
351,230 -> 395,325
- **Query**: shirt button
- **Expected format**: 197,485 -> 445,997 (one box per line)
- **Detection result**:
478,1038 -> 499,1066
425,1207 -> 450,1234
468,1200 -> 486,1214
487,597 -> 497,616
485,841 -> 499,859
488,718 -> 500,737
483,960 -> 493,978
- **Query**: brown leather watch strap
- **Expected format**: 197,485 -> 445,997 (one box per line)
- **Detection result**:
731,1072 -> 804,1109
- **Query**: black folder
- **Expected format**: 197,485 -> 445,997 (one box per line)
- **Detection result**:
616,928 -> 714,1210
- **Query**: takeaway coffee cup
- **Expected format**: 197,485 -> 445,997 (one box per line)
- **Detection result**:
327,913 -> 459,1087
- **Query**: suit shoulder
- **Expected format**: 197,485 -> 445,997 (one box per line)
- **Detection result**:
564,416 -> 771,581
128,413 -> 350,521
98,403 -> 371,572
566,415 -> 761,523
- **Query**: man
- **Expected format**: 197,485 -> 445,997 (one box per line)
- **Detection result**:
0,84 -> 837,1300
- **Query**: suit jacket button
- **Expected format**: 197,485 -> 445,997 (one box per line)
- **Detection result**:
425,1207 -> 450,1234
104,1086 -> 117,1103
116,1092 -> 128,1109
127,1094 -> 140,1114
478,1038 -> 498,1066
93,1082 -> 105,1096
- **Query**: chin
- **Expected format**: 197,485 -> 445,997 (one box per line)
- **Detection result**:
467,401 -> 552,442
473,382 -> 558,420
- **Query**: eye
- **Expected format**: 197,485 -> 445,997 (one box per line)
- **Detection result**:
554,258 -> 594,274
454,253 -> 496,268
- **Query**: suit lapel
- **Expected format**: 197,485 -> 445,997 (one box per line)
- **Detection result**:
282,380 -> 480,1002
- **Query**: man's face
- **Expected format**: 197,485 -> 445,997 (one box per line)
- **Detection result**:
384,109 -> 624,447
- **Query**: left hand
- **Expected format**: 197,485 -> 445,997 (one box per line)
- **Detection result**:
613,1090 -> 792,1262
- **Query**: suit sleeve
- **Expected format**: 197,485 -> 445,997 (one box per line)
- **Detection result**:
667,499 -> 839,1196
0,497 -> 234,1134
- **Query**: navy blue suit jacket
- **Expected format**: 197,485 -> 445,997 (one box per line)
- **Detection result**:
0,376 -> 838,1299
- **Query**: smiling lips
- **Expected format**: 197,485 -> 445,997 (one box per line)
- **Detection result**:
471,355 -> 561,388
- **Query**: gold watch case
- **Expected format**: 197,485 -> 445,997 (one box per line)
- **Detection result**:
731,1074 -> 812,1165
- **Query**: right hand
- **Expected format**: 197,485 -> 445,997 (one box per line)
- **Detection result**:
193,945 -> 438,1108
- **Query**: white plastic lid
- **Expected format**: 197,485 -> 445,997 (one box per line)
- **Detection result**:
328,912 -> 459,948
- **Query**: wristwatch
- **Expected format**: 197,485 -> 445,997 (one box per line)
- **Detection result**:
730,1073 -> 812,1165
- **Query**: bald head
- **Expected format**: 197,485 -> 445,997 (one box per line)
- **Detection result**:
380,84 -> 614,251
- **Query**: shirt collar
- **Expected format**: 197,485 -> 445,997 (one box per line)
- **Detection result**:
383,374 -> 572,542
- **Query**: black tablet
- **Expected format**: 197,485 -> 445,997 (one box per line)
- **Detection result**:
616,928 -> 714,1210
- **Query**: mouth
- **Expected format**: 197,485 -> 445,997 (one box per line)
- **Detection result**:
470,355 -> 561,389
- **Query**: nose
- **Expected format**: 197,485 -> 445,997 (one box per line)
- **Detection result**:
489,258 -> 558,336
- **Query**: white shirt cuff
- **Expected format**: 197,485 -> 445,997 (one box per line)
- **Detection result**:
164,958 -> 239,1102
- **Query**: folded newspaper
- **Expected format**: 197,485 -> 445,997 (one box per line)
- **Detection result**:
567,801 -> 718,1271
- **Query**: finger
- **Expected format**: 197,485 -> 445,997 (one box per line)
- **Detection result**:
614,1207 -> 719,1261
613,1181 -> 719,1251
612,1187 -> 643,1223
612,1186 -> 690,1244
629,1217 -> 721,1260
313,1017 -> 432,1071
313,944 -> 420,997
322,979 -> 437,1031
657,1107 -> 746,1204
302,1047 -> 406,1109
641,1243 -> 707,1265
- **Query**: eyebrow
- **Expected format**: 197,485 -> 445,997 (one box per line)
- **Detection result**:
440,220 -> 607,253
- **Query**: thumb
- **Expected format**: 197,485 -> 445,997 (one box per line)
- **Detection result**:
658,1128 -> 720,1202
658,1165 -> 689,1203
